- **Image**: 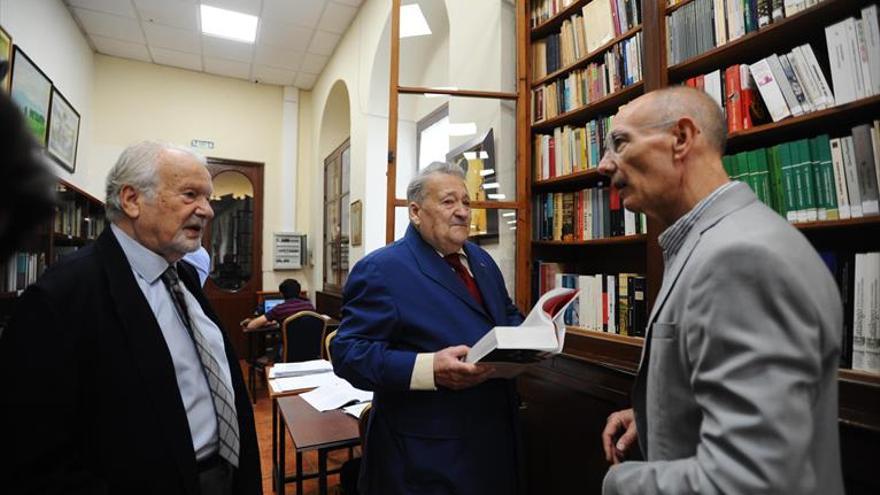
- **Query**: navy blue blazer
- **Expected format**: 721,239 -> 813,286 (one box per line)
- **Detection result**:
331,225 -> 524,495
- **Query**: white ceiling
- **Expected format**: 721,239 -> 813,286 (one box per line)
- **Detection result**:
64,0 -> 363,89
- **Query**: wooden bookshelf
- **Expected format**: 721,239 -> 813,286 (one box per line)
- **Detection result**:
530,0 -> 590,39
533,233 -> 647,246
532,25 -> 642,87
532,81 -> 644,131
533,168 -> 603,189
665,0 -> 698,14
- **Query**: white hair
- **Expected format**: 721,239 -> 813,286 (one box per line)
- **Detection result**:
406,161 -> 466,204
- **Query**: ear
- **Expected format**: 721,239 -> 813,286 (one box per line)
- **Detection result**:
671,116 -> 699,161
119,184 -> 142,219
409,201 -> 421,227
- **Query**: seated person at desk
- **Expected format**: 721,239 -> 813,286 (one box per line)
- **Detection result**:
244,278 -> 314,330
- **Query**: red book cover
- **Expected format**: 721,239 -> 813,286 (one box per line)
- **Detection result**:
576,190 -> 584,241
548,135 -> 556,178
610,0 -> 622,37
696,74 -> 705,91
685,77 -> 697,87
724,65 -> 743,132
739,64 -> 756,130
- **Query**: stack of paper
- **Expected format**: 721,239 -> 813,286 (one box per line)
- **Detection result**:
342,402 -> 371,419
301,380 -> 373,412
268,371 -> 341,394
268,359 -> 333,379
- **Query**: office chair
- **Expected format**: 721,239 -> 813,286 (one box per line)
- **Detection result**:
323,328 -> 338,361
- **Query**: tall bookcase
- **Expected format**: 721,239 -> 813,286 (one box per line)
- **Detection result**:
0,180 -> 105,331
519,0 -> 880,493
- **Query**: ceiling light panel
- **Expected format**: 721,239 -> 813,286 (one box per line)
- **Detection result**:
200,4 -> 258,43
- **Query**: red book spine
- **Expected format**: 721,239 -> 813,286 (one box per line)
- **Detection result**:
739,64 -> 756,130
549,135 -> 556,178
724,65 -> 743,132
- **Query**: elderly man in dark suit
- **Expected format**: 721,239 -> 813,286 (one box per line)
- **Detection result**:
331,161 -> 524,495
0,141 -> 261,495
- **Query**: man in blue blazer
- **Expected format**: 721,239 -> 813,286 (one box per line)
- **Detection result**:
331,161 -> 524,495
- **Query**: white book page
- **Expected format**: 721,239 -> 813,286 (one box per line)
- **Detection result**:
269,359 -> 333,378
269,372 -> 341,394
301,381 -> 373,412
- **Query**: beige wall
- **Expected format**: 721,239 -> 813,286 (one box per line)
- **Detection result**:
89,55 -> 304,293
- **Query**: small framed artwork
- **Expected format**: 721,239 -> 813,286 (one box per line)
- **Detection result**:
350,200 -> 363,247
0,25 -> 11,92
10,46 -> 52,145
47,87 -> 80,173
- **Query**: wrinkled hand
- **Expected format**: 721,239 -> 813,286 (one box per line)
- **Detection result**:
433,345 -> 495,390
602,408 -> 638,465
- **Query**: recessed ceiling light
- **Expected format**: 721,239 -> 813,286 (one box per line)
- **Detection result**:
400,4 -> 431,38
200,4 -> 258,43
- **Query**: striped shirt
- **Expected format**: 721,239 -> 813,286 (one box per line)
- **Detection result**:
658,181 -> 738,267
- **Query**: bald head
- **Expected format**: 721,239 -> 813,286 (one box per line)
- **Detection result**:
625,86 -> 727,155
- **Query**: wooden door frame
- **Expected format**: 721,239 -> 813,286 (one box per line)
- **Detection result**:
203,157 -> 265,296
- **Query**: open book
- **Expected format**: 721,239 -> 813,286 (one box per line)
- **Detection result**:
465,287 -> 579,377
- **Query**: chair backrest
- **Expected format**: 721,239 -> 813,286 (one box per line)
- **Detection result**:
323,328 -> 338,361
358,403 -> 372,449
281,311 -> 329,362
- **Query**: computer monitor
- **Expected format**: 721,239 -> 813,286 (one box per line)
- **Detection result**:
262,298 -> 284,314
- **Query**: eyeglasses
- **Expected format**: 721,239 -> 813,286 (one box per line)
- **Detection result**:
602,119 -> 680,161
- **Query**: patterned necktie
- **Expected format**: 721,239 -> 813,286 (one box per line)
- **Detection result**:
160,264 -> 240,468
444,253 -> 484,307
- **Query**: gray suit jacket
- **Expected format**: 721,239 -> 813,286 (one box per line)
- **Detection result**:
603,183 -> 844,494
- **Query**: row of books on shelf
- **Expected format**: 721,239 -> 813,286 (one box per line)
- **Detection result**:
1,252 -> 45,293
533,115 -> 612,179
529,0 -> 578,27
821,250 -> 880,372
665,0 -> 848,67
535,262 -> 647,336
724,125 -> 879,223
531,0 -> 642,79
532,33 -> 643,123
54,200 -> 106,239
533,188 -> 648,241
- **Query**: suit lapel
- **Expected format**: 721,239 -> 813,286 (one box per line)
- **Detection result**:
95,229 -> 200,495
404,225 -> 491,321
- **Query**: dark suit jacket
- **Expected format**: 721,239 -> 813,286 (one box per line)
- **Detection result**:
331,225 -> 523,495
0,228 -> 261,495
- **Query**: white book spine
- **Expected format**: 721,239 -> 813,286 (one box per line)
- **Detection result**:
854,253 -> 867,371
862,5 -> 880,96
799,44 -> 836,108
873,121 -> 880,194
624,209 -> 636,235
788,47 -> 824,111
826,19 -> 859,105
606,274 -> 617,334
578,275 -> 592,331
830,137 -> 852,219
846,17 -> 869,100
593,275 -> 603,332
749,59 -> 792,122
867,252 -> 880,373
784,0 -> 803,17
727,0 -> 744,40
767,54 -> 804,116
842,136 -> 864,217
713,0 -> 727,46
704,69 -> 724,110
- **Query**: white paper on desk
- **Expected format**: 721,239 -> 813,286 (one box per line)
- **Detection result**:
342,401 -> 371,419
269,372 -> 341,394
268,359 -> 333,379
301,381 -> 373,412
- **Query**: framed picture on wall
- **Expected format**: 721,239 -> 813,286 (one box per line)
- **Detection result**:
350,200 -> 363,247
0,26 -> 12,92
47,87 -> 80,173
10,46 -> 52,145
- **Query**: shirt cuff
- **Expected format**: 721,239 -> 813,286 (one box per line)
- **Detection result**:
409,352 -> 437,391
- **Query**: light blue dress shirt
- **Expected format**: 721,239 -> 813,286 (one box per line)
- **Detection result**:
111,224 -> 235,461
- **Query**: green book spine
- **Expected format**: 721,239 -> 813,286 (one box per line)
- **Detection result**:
796,138 -> 818,222
722,155 -> 734,177
779,142 -> 799,222
747,149 -> 771,205
808,136 -> 829,220
812,134 -> 839,219
766,145 -> 786,216
736,152 -> 754,192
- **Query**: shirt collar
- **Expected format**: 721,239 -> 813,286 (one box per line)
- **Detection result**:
658,181 -> 738,260
435,248 -> 467,260
110,223 -> 172,285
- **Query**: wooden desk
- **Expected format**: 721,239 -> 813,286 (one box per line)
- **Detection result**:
242,321 -> 281,402
276,395 -> 360,495
265,367 -> 315,494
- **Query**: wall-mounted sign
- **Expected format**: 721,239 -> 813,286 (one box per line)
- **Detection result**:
274,232 -> 306,270
190,139 -> 215,149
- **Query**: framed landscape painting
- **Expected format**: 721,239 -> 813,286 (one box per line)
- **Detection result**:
10,46 -> 52,145
47,87 -> 80,173
0,26 -> 11,92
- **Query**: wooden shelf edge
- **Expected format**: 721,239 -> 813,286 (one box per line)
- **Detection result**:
533,234 -> 647,246
840,368 -> 880,386
533,168 -> 603,187
666,0 -> 849,81
530,0 -> 589,39
0,291 -> 20,300
531,25 -> 643,88
665,0 -> 697,14
794,214 -> 880,232
532,82 -> 644,131
566,327 -> 644,345
727,95 -> 880,145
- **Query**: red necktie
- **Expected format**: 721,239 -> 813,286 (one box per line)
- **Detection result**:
444,253 -> 484,307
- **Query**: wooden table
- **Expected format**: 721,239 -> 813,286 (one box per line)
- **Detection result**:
265,367 -> 316,494
276,395 -> 360,495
